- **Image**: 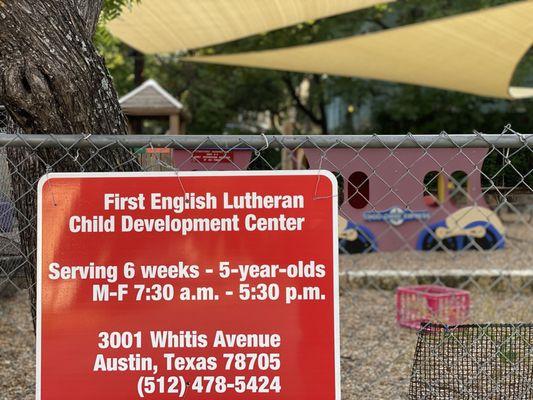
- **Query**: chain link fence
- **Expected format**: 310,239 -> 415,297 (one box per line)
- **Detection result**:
0,105 -> 532,399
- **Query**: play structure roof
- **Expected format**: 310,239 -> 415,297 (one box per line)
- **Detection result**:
187,1 -> 533,99
108,0 -> 392,53
120,79 -> 183,116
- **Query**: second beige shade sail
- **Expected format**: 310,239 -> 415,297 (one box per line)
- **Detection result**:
187,1 -> 533,99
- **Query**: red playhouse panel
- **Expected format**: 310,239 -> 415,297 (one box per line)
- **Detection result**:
396,285 -> 470,329
305,148 -> 506,253
37,171 -> 340,400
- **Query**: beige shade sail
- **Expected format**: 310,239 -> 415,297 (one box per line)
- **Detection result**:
187,1 -> 533,99
108,0 -> 393,53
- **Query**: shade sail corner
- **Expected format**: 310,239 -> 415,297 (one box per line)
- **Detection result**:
509,86 -> 533,100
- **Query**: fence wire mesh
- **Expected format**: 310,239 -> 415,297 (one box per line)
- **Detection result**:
0,106 -> 532,399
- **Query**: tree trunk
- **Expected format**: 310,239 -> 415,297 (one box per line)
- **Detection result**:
0,1 -> 139,326
133,49 -> 146,86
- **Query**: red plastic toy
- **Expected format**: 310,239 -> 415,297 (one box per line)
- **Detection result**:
396,285 -> 470,329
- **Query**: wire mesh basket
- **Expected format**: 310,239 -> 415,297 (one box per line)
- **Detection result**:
409,323 -> 533,399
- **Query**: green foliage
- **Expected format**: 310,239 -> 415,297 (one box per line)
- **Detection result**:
100,0 -> 138,23
482,148 -> 533,189
94,1 -> 140,98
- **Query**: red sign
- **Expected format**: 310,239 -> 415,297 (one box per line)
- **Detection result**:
192,150 -> 234,163
37,171 -> 339,399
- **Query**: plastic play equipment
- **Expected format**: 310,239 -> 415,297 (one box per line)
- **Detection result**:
305,147 -> 506,252
396,285 -> 470,329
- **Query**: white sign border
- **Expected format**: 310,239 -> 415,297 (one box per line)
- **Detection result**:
36,170 -> 340,399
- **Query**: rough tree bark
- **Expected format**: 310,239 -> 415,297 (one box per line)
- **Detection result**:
0,1 -> 138,325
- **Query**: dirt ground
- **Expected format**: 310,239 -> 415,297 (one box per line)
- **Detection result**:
2,287 -> 532,400
0,292 -> 34,400
340,289 -> 533,400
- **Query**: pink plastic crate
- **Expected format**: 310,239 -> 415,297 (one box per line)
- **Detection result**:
396,285 -> 470,329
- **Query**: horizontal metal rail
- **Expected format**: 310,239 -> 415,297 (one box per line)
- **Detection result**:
0,133 -> 530,149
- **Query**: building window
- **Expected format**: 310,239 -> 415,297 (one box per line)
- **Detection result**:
348,171 -> 369,209
423,171 -> 444,207
449,171 -> 469,207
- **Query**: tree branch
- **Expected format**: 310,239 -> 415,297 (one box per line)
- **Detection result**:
366,18 -> 390,30
72,0 -> 104,37
312,74 -> 328,135
282,75 -> 323,126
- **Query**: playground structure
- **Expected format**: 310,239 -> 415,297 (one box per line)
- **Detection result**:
120,79 -> 186,135
171,146 -> 506,253
305,147 -> 506,253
